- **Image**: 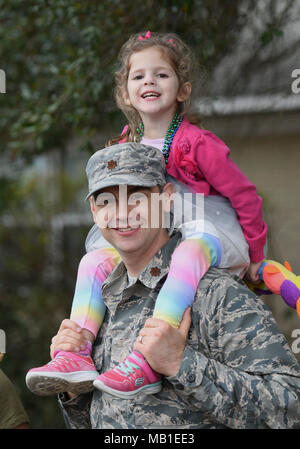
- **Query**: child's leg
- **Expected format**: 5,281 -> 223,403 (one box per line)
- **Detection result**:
26,246 -> 121,397
70,247 -> 121,342
153,233 -> 222,328
93,232 -> 222,399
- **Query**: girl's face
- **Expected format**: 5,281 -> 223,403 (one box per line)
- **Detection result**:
125,47 -> 189,123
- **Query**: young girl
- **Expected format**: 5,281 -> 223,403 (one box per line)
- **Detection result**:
26,31 -> 300,398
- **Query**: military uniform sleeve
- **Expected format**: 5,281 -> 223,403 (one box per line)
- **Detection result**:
58,392 -> 93,429
167,272 -> 300,428
0,369 -> 29,429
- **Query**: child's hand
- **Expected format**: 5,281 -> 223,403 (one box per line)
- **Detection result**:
245,261 -> 263,284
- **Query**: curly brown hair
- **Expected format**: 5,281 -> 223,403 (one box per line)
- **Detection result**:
107,31 -> 202,146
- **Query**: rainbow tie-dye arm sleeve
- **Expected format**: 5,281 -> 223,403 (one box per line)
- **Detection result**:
70,247 -> 121,337
153,233 -> 222,328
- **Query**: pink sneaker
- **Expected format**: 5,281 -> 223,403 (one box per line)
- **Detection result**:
26,351 -> 98,396
93,351 -> 162,398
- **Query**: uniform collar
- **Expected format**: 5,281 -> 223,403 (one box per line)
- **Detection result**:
138,231 -> 181,289
102,231 -> 181,300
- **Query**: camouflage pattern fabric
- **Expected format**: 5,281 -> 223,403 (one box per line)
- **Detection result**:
85,142 -> 167,200
59,232 -> 300,429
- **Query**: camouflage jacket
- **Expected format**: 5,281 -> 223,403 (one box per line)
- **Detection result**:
59,232 -> 300,429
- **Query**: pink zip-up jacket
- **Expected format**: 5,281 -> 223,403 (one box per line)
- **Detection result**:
121,118 -> 267,262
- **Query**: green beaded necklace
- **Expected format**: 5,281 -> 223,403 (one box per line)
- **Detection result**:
136,113 -> 183,164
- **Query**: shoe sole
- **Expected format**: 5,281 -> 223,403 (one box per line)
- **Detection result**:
26,371 -> 99,396
93,379 -> 162,399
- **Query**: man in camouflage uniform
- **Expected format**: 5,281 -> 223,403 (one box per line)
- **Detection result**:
55,143 -> 300,429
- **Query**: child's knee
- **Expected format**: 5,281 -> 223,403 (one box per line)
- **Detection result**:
78,248 -> 120,278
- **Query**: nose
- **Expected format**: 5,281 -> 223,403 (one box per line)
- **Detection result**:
115,185 -> 130,227
143,73 -> 155,85
116,207 -> 129,227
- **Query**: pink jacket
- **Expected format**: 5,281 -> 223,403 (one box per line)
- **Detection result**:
168,119 -> 267,262
121,119 -> 267,262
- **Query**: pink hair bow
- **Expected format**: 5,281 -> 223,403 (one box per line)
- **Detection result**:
138,30 -> 151,40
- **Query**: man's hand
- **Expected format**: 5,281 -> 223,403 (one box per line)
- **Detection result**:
133,307 -> 192,377
50,319 -> 87,359
50,319 -> 92,400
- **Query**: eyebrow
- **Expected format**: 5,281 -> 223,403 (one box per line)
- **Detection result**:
130,66 -> 172,74
127,186 -> 150,194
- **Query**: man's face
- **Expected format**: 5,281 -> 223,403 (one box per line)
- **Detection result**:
89,183 -> 174,258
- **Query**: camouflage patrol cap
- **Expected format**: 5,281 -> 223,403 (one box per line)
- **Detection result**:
85,142 -> 167,200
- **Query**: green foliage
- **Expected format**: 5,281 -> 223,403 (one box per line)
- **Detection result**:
261,25 -> 284,46
0,0 -> 256,163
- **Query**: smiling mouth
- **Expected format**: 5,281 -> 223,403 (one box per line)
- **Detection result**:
141,92 -> 161,99
114,226 -> 141,234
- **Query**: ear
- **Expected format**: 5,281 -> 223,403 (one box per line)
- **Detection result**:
162,182 -> 175,213
177,82 -> 192,103
123,89 -> 132,106
89,196 -> 98,223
